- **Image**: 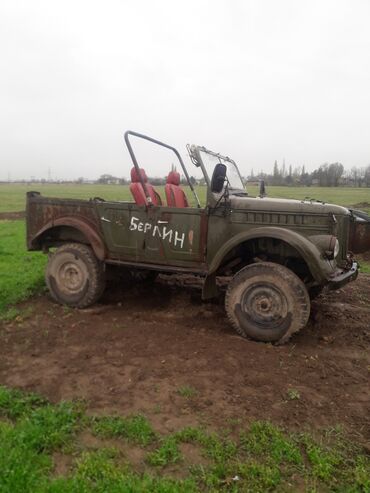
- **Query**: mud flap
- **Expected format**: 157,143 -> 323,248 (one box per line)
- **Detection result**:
202,273 -> 219,300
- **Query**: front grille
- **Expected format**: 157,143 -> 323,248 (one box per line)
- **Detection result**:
338,215 -> 349,260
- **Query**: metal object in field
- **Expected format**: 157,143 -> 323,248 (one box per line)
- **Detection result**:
25,130 -> 361,344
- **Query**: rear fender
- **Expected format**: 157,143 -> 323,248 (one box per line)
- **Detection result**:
30,217 -> 106,260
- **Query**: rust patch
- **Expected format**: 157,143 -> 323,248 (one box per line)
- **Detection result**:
26,193 -> 107,259
349,221 -> 370,254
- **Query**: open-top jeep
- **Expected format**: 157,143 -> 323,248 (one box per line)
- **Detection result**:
26,131 -> 360,343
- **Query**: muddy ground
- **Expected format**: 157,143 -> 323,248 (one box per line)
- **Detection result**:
0,273 -> 369,443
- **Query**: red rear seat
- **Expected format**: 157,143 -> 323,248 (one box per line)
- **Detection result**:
130,167 -> 162,206
165,171 -> 189,208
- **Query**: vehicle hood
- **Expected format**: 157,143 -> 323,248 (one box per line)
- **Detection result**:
229,195 -> 350,216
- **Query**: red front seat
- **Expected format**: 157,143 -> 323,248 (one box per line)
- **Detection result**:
130,167 -> 162,206
165,171 -> 189,208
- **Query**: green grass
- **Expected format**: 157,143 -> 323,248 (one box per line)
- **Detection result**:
286,388 -> 301,401
0,385 -> 368,492
0,184 -> 131,213
359,261 -> 370,273
1,183 -> 370,213
91,415 -> 156,446
177,386 -> 198,399
240,421 -> 302,466
147,436 -> 182,467
52,449 -> 197,493
0,220 -> 46,318
0,183 -> 206,212
0,386 -> 48,419
258,186 -> 370,212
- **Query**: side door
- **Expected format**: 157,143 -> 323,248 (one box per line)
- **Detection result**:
95,201 -> 158,262
151,206 -> 208,267
95,201 -> 208,268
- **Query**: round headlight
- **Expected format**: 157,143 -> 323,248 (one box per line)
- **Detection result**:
309,234 -> 340,260
326,236 -> 339,259
333,238 -> 340,258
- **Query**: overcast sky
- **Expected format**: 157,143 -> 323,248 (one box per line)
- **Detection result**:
0,0 -> 369,181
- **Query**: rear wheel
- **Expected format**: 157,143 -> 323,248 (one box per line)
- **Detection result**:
45,243 -> 105,308
225,262 -> 310,343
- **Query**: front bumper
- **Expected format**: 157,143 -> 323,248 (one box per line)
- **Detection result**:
327,262 -> 359,290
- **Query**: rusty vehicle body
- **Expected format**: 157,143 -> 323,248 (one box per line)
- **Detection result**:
26,131 -> 363,343
349,210 -> 370,253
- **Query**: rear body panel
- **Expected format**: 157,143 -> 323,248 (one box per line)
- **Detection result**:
27,192 -> 208,271
26,193 -> 104,254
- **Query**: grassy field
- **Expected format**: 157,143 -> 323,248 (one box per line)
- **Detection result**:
0,221 -> 46,319
1,185 -> 370,491
0,385 -> 368,493
0,183 -> 369,213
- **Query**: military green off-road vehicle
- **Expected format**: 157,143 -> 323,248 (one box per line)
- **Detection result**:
26,131 -> 360,343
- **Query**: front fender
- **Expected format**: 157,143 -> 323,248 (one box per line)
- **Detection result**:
208,226 -> 330,283
30,216 -> 106,260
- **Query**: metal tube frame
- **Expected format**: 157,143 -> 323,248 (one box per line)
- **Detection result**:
124,130 -> 201,208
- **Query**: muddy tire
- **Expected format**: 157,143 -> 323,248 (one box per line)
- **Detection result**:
45,243 -> 105,308
225,262 -> 310,344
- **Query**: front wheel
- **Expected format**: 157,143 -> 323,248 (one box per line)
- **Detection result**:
225,262 -> 310,344
45,243 -> 105,308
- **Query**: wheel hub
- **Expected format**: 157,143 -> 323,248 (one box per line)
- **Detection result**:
57,261 -> 85,293
242,284 -> 287,327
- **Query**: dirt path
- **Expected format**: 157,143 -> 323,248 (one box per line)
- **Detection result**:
0,211 -> 25,220
0,274 -> 369,441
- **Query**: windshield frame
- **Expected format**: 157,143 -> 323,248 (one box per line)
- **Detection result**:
189,145 -> 246,192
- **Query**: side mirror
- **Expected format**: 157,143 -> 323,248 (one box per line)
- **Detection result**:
259,179 -> 266,197
211,163 -> 227,193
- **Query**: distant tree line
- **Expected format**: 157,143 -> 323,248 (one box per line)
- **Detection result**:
96,173 -> 198,186
96,174 -> 127,185
3,163 -> 370,187
247,161 -> 370,187
97,163 -> 370,188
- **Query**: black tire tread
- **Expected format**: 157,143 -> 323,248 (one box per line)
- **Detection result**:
225,262 -> 310,344
45,242 -> 105,308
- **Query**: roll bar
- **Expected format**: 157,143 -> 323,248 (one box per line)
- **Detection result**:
124,130 -> 201,208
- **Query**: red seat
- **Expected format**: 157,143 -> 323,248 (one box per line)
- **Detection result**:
130,167 -> 162,206
165,171 -> 189,208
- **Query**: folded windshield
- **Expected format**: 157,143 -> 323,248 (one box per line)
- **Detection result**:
198,148 -> 245,192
